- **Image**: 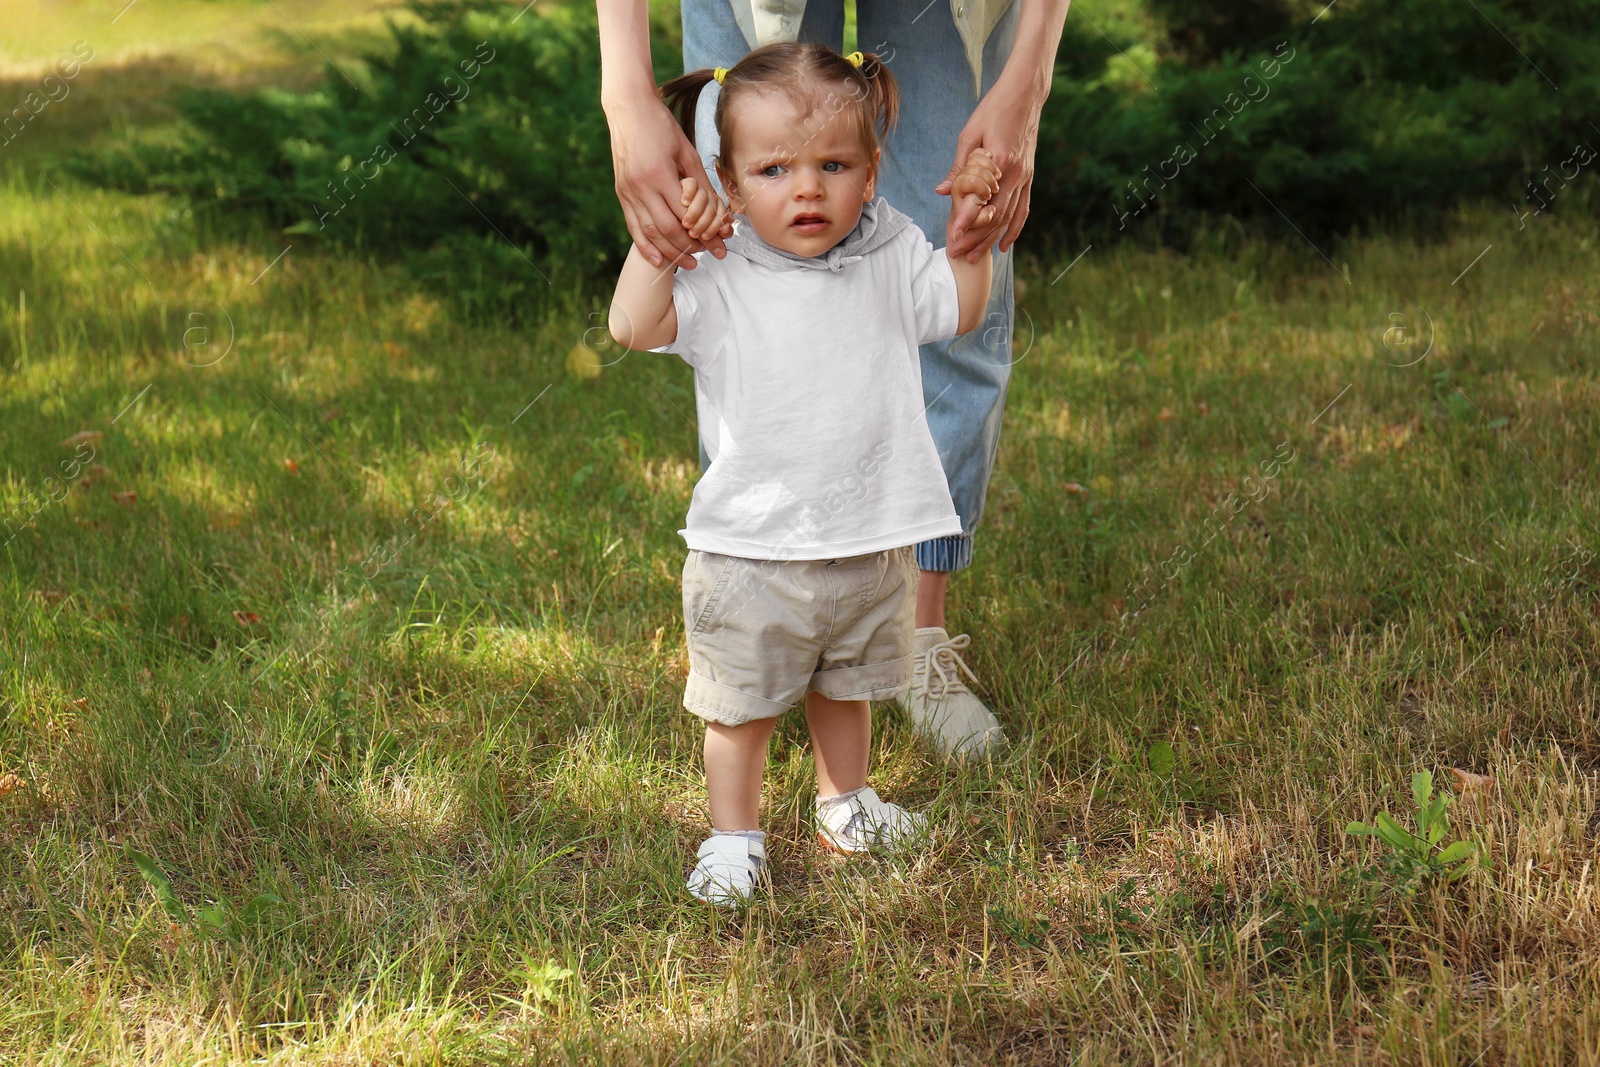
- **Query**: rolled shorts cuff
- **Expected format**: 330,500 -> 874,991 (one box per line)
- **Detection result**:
808,654 -> 914,702
914,533 -> 974,573
685,655 -> 915,727
684,670 -> 797,728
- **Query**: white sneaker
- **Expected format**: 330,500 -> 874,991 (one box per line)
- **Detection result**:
815,786 -> 928,854
896,627 -> 1006,757
686,833 -> 767,906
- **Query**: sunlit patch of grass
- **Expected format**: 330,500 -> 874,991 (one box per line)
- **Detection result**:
0,0 -> 407,69
351,766 -> 472,843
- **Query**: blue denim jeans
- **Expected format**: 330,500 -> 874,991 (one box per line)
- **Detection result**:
682,0 -> 1019,573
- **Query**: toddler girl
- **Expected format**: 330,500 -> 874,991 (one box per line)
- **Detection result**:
608,42 -> 1001,905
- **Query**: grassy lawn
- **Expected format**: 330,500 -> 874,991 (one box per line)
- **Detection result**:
3,2 -> 1599,1064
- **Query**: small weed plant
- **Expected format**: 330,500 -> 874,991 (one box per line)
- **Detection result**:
126,845 -> 290,943
1345,770 -> 1486,892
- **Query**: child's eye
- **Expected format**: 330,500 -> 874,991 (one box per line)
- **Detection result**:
823,161 -> 843,172
761,164 -> 784,178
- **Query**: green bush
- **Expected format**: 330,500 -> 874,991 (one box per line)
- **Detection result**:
1148,0 -> 1297,66
71,0 -> 682,316
1033,0 -> 1600,244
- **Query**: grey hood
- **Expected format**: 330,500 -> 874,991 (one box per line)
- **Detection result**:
722,195 -> 914,273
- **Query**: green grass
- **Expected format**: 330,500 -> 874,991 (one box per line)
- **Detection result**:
0,0 -> 406,67
3,3 -> 1600,1064
0,0 -> 411,181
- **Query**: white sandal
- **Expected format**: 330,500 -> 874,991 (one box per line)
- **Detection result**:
686,833 -> 767,905
815,786 -> 928,854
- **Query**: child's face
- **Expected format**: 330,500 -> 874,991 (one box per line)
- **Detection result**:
717,88 -> 880,258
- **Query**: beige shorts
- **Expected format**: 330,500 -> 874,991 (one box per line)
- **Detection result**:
681,545 -> 920,727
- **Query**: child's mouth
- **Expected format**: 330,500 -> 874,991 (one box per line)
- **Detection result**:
791,215 -> 829,234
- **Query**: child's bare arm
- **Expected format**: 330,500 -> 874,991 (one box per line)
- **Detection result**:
609,244 -> 679,350
609,176 -> 732,350
945,148 -> 1001,335
947,240 -> 994,337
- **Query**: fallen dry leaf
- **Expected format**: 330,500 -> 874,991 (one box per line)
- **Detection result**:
233,610 -> 262,628
1157,407 -> 1177,421
1062,481 -> 1089,495
86,464 -> 113,482
1451,768 -> 1495,792
567,342 -> 603,380
0,773 -> 25,799
283,458 -> 300,473
60,430 -> 103,448
33,589 -> 65,604
169,615 -> 191,638
111,491 -> 137,506
1382,423 -> 1414,450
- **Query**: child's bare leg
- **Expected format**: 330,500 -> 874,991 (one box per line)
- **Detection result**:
805,693 -> 870,797
704,718 -> 780,831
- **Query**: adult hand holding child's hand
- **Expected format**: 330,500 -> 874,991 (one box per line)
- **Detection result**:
678,176 -> 734,247
603,85 -> 728,269
948,148 -> 1003,237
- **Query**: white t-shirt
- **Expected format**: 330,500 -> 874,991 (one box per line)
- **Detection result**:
650,219 -> 964,561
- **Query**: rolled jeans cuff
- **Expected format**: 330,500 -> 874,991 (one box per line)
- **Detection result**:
914,534 -> 973,573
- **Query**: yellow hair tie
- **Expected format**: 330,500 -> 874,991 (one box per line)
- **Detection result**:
845,51 -> 864,68
713,66 -> 729,84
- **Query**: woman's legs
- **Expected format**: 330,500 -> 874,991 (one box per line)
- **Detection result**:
858,0 -> 1021,587
852,2 -> 1018,755
915,569 -> 951,630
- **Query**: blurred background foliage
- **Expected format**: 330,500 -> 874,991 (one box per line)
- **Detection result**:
65,0 -> 1600,318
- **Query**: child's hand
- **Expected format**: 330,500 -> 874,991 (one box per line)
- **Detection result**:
679,176 -> 734,244
948,147 -> 1002,232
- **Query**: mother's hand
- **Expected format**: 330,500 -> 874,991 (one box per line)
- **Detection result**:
607,97 -> 732,270
936,74 -> 1048,262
